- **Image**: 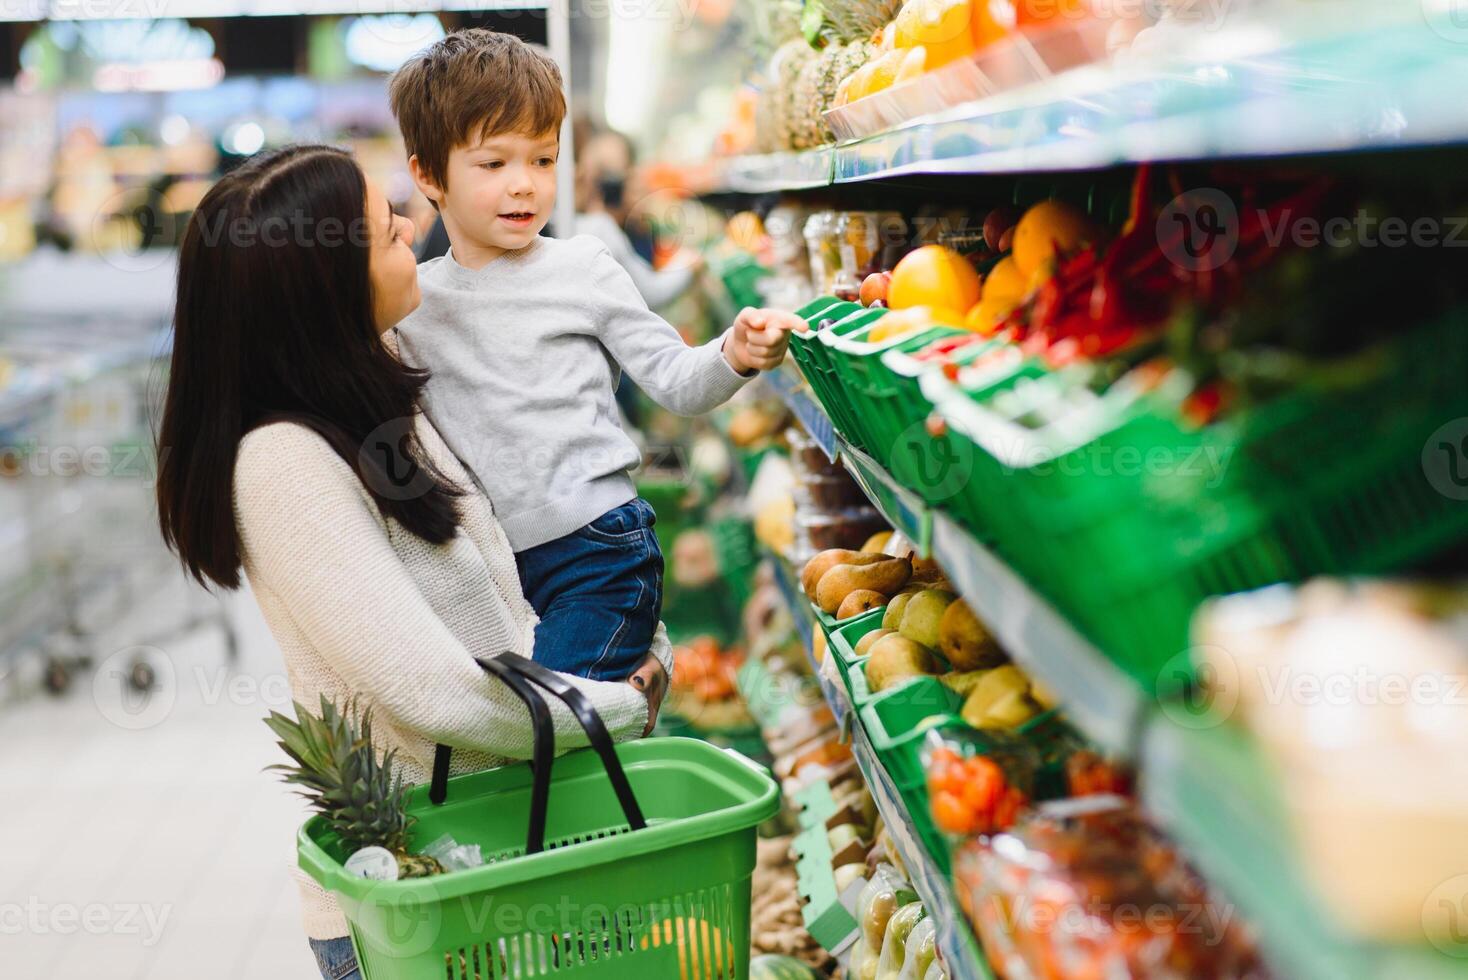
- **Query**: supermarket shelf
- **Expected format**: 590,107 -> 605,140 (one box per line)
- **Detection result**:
772,553 -> 993,980
714,149 -> 834,193
765,372 -> 1145,759
708,21 -> 1468,191
1141,718 -> 1467,980
849,706 -> 995,980
764,367 -> 838,461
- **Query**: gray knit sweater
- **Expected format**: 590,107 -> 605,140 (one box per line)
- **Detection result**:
395,235 -> 750,551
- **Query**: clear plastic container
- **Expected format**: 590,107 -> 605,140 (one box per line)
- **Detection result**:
795,507 -> 889,552
804,211 -> 840,297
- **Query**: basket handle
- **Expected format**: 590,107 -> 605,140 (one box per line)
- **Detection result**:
428,653 -> 647,856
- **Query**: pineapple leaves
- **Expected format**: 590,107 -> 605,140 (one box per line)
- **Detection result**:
262,695 -> 419,855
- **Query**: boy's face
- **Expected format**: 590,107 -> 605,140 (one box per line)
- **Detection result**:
419,129 -> 559,259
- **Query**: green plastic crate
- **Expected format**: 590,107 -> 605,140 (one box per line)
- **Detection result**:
879,337 -> 1044,519
299,737 -> 779,980
826,318 -> 967,467
788,298 -> 882,451
825,607 -> 888,705
929,307 -> 1468,694
710,518 -> 758,616
716,255 -> 771,311
858,681 -> 1070,875
864,333 -> 988,506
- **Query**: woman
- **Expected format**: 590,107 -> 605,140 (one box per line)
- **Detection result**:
155,145 -> 670,980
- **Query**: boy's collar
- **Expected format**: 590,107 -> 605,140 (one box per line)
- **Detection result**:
440,238 -> 544,284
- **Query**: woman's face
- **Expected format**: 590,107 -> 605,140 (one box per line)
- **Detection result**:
365,179 -> 420,333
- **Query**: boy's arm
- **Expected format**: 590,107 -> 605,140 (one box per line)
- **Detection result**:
589,246 -> 795,416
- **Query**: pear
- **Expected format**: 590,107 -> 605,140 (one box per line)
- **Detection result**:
966,689 -> 1039,729
939,599 -> 1005,671
882,592 -> 915,632
865,634 -> 942,693
898,589 -> 956,649
815,558 -> 913,614
837,589 -> 886,620
960,665 -> 1032,727
940,669 -> 991,698
854,628 -> 893,657
801,549 -> 886,600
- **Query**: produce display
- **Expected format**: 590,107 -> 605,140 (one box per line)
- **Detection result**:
668,635 -> 756,730
744,0 -> 1126,153
683,140 -> 1467,978
778,163 -> 1468,696
954,799 -> 1273,980
800,542 -> 1056,730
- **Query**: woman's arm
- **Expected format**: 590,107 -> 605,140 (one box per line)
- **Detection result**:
233,423 -> 649,757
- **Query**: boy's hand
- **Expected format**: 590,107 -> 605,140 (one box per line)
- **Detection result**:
723,308 -> 800,376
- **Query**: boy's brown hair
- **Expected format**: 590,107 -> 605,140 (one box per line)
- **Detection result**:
388,29 -> 566,194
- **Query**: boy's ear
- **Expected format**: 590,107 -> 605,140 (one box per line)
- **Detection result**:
408,154 -> 444,206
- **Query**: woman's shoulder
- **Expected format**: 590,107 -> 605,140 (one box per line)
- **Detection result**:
237,420 -> 340,469
234,421 -> 365,505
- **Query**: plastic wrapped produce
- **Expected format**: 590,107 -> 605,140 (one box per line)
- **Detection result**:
875,901 -> 927,979
922,958 -> 948,980
857,864 -> 920,951
849,863 -> 920,979
953,798 -> 1273,980
1194,579 -> 1468,941
896,917 -> 937,980
922,726 -> 1042,837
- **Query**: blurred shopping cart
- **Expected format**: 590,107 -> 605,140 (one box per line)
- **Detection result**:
0,292 -> 237,700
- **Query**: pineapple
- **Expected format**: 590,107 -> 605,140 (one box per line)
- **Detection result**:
789,53 -> 828,149
826,0 -> 901,45
819,40 -> 874,115
791,0 -> 899,148
772,38 -> 818,150
265,696 -> 443,880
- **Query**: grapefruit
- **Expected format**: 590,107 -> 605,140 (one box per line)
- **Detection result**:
888,245 -> 983,312
1012,200 -> 1094,276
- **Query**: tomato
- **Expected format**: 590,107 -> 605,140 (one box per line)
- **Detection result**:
932,790 -> 974,834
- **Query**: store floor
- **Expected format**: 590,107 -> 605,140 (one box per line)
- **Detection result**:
0,581 -> 320,979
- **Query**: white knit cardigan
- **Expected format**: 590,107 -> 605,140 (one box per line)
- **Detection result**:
233,416 -> 671,940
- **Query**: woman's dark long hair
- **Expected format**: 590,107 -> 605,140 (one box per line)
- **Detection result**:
157,144 -> 461,589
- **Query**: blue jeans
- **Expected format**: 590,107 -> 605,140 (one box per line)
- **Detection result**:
310,937 -> 360,980
515,498 -> 663,681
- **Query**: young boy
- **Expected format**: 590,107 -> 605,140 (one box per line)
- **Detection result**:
388,30 -> 798,682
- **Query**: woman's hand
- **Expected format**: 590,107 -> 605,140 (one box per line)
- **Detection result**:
627,653 -> 669,737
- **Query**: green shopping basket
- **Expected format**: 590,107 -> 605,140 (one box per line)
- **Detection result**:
298,654 -> 780,979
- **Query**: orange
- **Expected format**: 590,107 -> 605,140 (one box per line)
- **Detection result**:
980,255 -> 1027,305
1012,200 -> 1093,276
972,0 -> 1016,48
888,244 -> 983,312
965,295 -> 1018,334
640,918 -> 734,980
895,0 -> 979,69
